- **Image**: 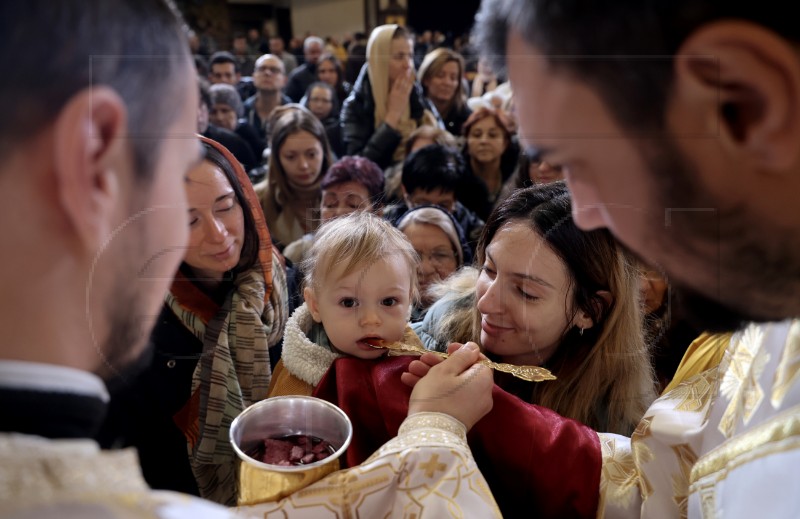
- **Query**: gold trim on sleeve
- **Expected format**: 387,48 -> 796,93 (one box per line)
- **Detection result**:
598,433 -> 639,511
771,321 -> 800,409
690,406 -> 800,487
400,412 -> 467,439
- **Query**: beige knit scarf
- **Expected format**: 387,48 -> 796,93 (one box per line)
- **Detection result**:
167,262 -> 286,505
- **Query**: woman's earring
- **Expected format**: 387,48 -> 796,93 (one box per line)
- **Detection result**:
579,327 -> 584,336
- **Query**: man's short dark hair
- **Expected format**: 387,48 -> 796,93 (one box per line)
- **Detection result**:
473,0 -> 799,135
209,50 -> 240,72
402,144 -> 464,195
0,0 -> 190,181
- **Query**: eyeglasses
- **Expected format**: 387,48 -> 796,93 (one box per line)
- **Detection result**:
309,97 -> 332,104
416,249 -> 458,267
255,65 -> 283,75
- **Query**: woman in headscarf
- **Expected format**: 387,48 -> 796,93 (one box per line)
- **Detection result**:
98,136 -> 288,506
340,24 -> 441,170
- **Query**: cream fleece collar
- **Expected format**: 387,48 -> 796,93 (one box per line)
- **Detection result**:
281,303 -> 342,386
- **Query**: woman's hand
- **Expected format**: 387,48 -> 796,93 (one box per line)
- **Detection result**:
384,69 -> 414,129
405,342 -> 493,431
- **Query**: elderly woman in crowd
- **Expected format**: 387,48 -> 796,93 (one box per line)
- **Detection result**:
397,204 -> 470,320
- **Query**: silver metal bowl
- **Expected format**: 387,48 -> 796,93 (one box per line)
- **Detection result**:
230,396 -> 353,505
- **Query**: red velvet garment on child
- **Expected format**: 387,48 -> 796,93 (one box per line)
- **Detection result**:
313,356 -> 602,519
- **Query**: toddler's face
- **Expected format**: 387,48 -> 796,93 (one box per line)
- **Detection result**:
305,255 -> 412,359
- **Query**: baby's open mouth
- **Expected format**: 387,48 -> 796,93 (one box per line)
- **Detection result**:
359,337 -> 385,349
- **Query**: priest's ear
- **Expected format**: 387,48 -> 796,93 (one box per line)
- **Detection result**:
53,86 -> 128,253
674,21 -> 800,170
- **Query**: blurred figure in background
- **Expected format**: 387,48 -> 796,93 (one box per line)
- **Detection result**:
209,83 -> 264,167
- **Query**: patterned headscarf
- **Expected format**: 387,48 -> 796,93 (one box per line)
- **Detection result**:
169,135 -> 288,505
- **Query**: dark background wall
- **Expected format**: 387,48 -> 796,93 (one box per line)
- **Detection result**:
176,0 -> 481,49
407,0 -> 480,38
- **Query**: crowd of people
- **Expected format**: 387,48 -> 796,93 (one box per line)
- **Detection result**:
3,0 -> 799,518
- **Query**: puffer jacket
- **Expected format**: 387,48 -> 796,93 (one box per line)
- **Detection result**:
341,64 -> 441,169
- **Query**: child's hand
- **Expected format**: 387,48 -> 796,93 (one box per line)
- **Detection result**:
406,342 -> 493,431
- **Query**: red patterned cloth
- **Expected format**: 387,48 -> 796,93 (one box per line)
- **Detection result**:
314,355 -> 602,518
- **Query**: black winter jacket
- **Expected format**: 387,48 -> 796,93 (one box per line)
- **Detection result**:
341,65 -> 441,169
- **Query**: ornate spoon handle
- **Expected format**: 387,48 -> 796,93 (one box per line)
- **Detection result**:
374,340 -> 556,383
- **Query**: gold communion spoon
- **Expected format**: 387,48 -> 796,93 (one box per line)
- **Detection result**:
366,339 -> 556,383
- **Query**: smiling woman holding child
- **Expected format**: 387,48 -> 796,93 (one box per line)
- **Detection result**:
267,211 -> 421,397
412,182 -> 655,436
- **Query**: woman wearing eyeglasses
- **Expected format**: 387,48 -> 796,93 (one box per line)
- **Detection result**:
396,205 -> 471,320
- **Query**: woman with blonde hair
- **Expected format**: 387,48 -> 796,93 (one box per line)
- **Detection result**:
418,47 -> 472,136
413,182 -> 655,435
254,104 -> 335,250
341,24 -> 440,169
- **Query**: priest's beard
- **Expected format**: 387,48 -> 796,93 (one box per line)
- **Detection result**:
638,136 -> 800,332
97,279 -> 157,392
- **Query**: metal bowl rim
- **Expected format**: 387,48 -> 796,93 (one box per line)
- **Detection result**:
229,395 -> 353,472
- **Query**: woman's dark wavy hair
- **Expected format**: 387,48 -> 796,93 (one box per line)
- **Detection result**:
317,52 -> 349,101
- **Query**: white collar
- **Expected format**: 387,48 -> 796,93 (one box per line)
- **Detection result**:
0,360 -> 109,402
